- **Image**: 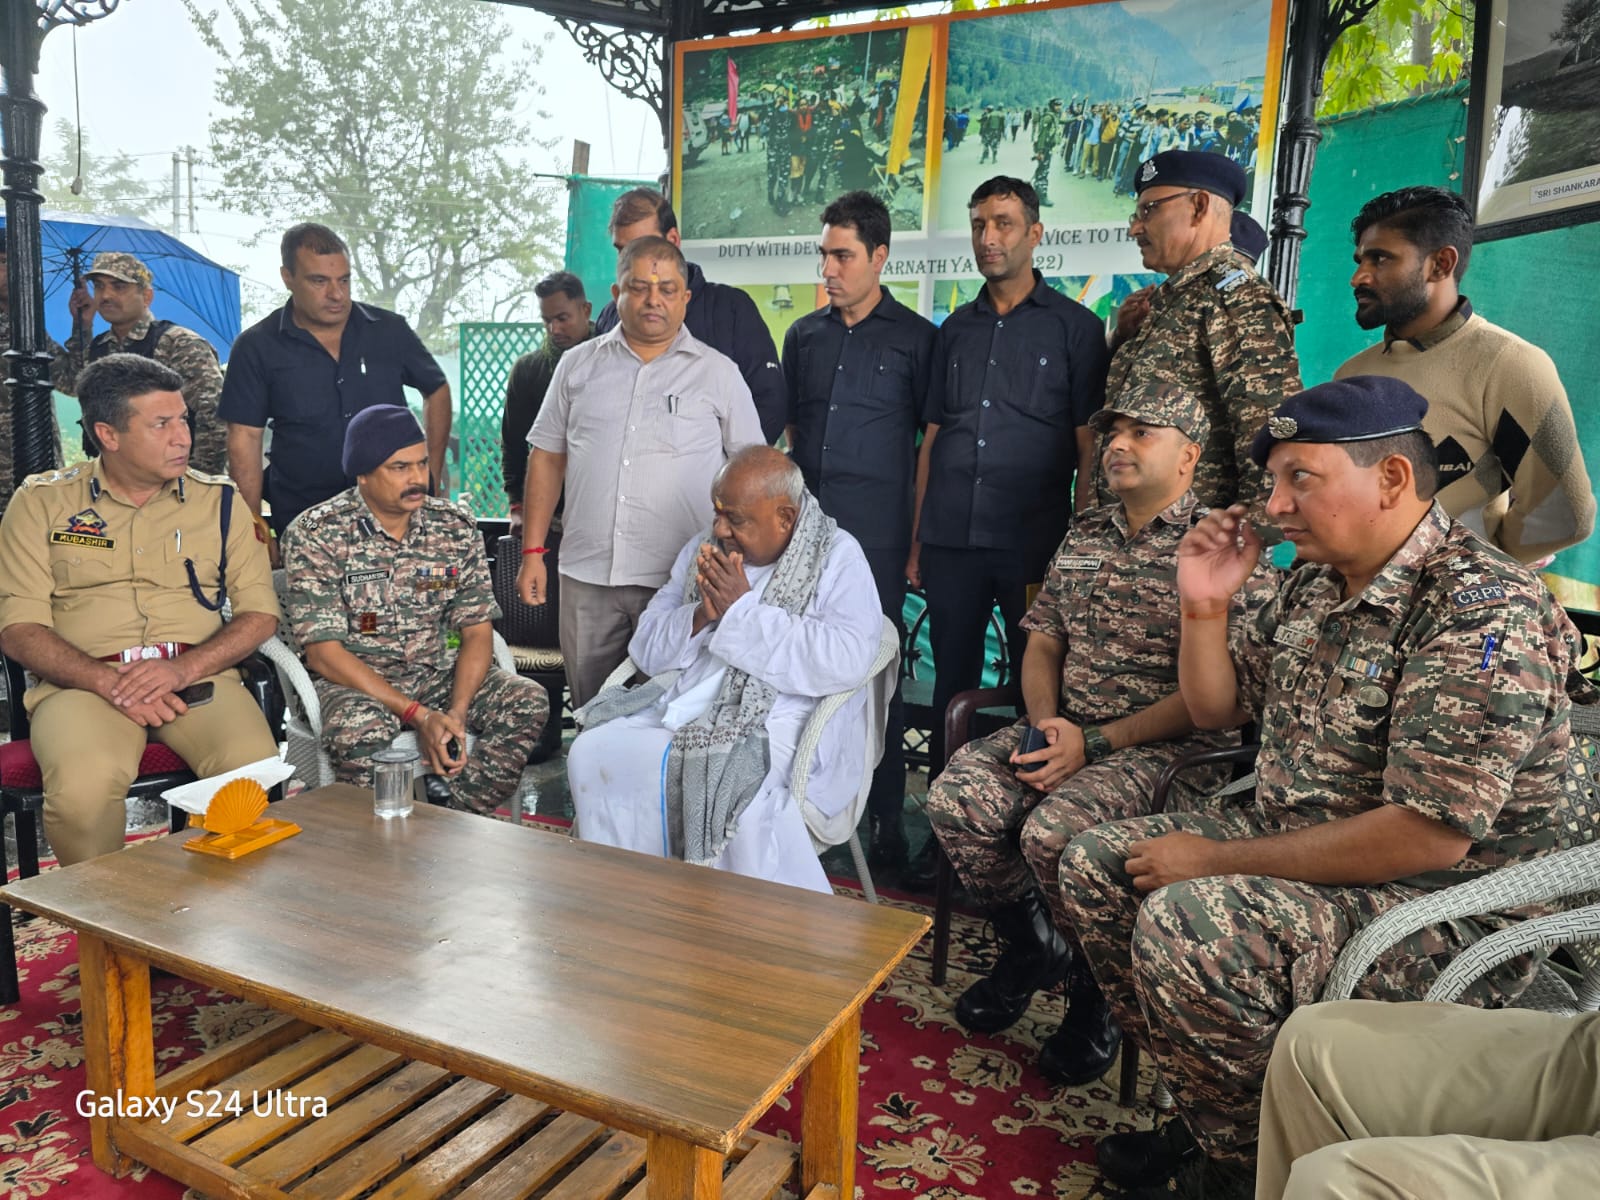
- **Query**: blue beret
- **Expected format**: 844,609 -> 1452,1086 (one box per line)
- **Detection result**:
1135,149 -> 1248,206
1230,211 -> 1268,263
1249,377 -> 1429,467
343,404 -> 426,479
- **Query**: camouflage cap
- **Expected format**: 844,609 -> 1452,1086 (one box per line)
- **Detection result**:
1249,376 -> 1428,466
86,251 -> 153,287
1090,384 -> 1210,443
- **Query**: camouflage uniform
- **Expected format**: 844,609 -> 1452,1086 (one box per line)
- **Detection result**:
1058,502 -> 1593,1165
1101,243 -> 1300,511
1031,104 -> 1062,203
928,491 -> 1273,934
0,312 -> 70,515
978,109 -> 1005,163
60,314 -> 227,474
765,107 -> 794,208
281,488 -> 549,814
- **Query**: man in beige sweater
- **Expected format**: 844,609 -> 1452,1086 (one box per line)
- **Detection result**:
1335,186 -> 1593,564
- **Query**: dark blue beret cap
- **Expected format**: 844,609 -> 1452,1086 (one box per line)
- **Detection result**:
1230,211 -> 1268,262
343,404 -> 426,478
1249,376 -> 1429,467
1135,149 -> 1248,206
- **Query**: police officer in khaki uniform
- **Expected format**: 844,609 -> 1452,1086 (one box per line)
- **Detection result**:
0,355 -> 279,865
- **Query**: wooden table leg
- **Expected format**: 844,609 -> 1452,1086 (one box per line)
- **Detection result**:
78,934 -> 154,1176
646,1132 -> 723,1200
800,1009 -> 861,1200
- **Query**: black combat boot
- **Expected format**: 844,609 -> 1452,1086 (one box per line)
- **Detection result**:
1037,958 -> 1122,1085
953,892 -> 1071,1034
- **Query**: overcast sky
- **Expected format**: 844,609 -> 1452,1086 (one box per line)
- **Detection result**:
33,0 -> 664,315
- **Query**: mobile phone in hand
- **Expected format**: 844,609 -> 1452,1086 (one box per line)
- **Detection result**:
176,681 -> 215,706
1015,724 -> 1049,774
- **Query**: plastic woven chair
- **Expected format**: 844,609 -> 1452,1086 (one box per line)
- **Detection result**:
588,616 -> 899,902
1321,701 -> 1600,1013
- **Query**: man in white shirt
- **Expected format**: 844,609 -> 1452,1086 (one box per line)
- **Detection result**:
568,447 -> 884,893
515,236 -> 763,705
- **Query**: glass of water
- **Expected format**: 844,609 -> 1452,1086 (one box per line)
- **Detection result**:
372,748 -> 419,819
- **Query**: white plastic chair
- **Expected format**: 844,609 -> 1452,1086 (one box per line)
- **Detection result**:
590,615 -> 900,902
258,631 -> 517,790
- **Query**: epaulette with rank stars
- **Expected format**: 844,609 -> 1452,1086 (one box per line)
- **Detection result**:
18,463 -> 88,489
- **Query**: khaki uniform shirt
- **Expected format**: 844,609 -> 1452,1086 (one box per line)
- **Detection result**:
1229,502 -> 1592,906
1104,243 -> 1301,511
280,489 -> 498,680
0,462 -> 279,707
1023,490 -> 1275,734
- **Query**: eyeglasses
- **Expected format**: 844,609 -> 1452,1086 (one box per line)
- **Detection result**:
1129,190 -> 1199,225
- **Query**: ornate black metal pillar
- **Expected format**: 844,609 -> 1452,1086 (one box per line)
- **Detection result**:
2,1 -> 124,488
1268,0 -> 1381,309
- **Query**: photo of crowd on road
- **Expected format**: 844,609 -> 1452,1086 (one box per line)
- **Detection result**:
938,0 -> 1278,230
677,27 -> 930,241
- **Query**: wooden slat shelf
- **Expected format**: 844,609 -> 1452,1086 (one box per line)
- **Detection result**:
123,1026 -> 802,1200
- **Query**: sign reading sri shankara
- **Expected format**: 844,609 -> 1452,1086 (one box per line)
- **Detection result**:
672,0 -> 1289,340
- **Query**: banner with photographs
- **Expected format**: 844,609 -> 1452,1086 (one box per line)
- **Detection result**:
672,0 -> 1288,315
1469,0 -> 1600,237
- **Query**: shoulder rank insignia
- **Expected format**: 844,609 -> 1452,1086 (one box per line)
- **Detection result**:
1452,582 -> 1506,609
1215,269 -> 1248,294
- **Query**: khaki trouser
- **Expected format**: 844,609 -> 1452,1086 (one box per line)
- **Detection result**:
1258,1000 -> 1600,1200
29,671 -> 278,866
557,576 -> 656,709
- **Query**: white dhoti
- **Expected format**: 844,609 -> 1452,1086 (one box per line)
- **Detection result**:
567,525 -> 884,894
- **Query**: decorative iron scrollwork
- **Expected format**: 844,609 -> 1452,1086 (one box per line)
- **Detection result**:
555,19 -> 664,127
35,0 -> 125,30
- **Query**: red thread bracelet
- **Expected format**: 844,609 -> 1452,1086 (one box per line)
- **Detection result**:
522,545 -> 548,555
401,700 -> 421,725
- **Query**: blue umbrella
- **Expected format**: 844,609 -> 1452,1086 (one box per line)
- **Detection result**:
0,210 -> 241,361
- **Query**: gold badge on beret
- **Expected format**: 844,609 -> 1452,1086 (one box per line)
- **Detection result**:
1267,416 -> 1299,439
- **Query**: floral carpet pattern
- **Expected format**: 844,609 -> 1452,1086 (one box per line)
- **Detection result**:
0,864 -> 1159,1200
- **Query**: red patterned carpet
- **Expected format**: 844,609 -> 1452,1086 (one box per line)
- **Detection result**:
0,861 -> 1158,1200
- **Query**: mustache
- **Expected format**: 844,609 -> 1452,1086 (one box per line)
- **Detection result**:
1353,287 -> 1378,302
402,487 -> 427,499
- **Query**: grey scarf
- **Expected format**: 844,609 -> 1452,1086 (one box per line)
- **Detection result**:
577,492 -> 837,864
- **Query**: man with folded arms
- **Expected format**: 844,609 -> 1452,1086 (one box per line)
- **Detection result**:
567,447 -> 882,893
0,355 -> 278,865
283,406 -> 548,814
1057,376 -> 1592,1197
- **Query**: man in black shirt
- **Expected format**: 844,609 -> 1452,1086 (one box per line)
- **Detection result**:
908,175 -> 1109,777
220,223 -> 450,546
783,190 -> 936,869
501,271 -> 594,536
592,188 -> 786,444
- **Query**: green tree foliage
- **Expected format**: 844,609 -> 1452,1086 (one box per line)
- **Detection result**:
182,0 -> 562,348
1320,0 -> 1470,118
40,118 -> 165,220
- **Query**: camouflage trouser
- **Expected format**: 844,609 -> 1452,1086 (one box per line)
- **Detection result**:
1032,153 -> 1052,202
1057,810 -> 1507,1166
317,666 -> 549,815
927,721 -> 1223,932
981,132 -> 1002,160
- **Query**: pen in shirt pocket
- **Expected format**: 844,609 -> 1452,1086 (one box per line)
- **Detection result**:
665,393 -> 679,414
1479,634 -> 1497,670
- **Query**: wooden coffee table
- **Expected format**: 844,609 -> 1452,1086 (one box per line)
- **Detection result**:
0,787 -> 928,1200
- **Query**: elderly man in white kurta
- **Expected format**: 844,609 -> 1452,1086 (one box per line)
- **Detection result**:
569,447 -> 883,892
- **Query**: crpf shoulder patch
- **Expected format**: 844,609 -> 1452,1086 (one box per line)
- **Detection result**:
1452,582 -> 1507,610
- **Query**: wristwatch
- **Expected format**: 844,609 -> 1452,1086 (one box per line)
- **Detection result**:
1081,724 -> 1113,764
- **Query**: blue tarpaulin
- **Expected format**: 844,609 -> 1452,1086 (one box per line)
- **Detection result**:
0,211 -> 241,361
